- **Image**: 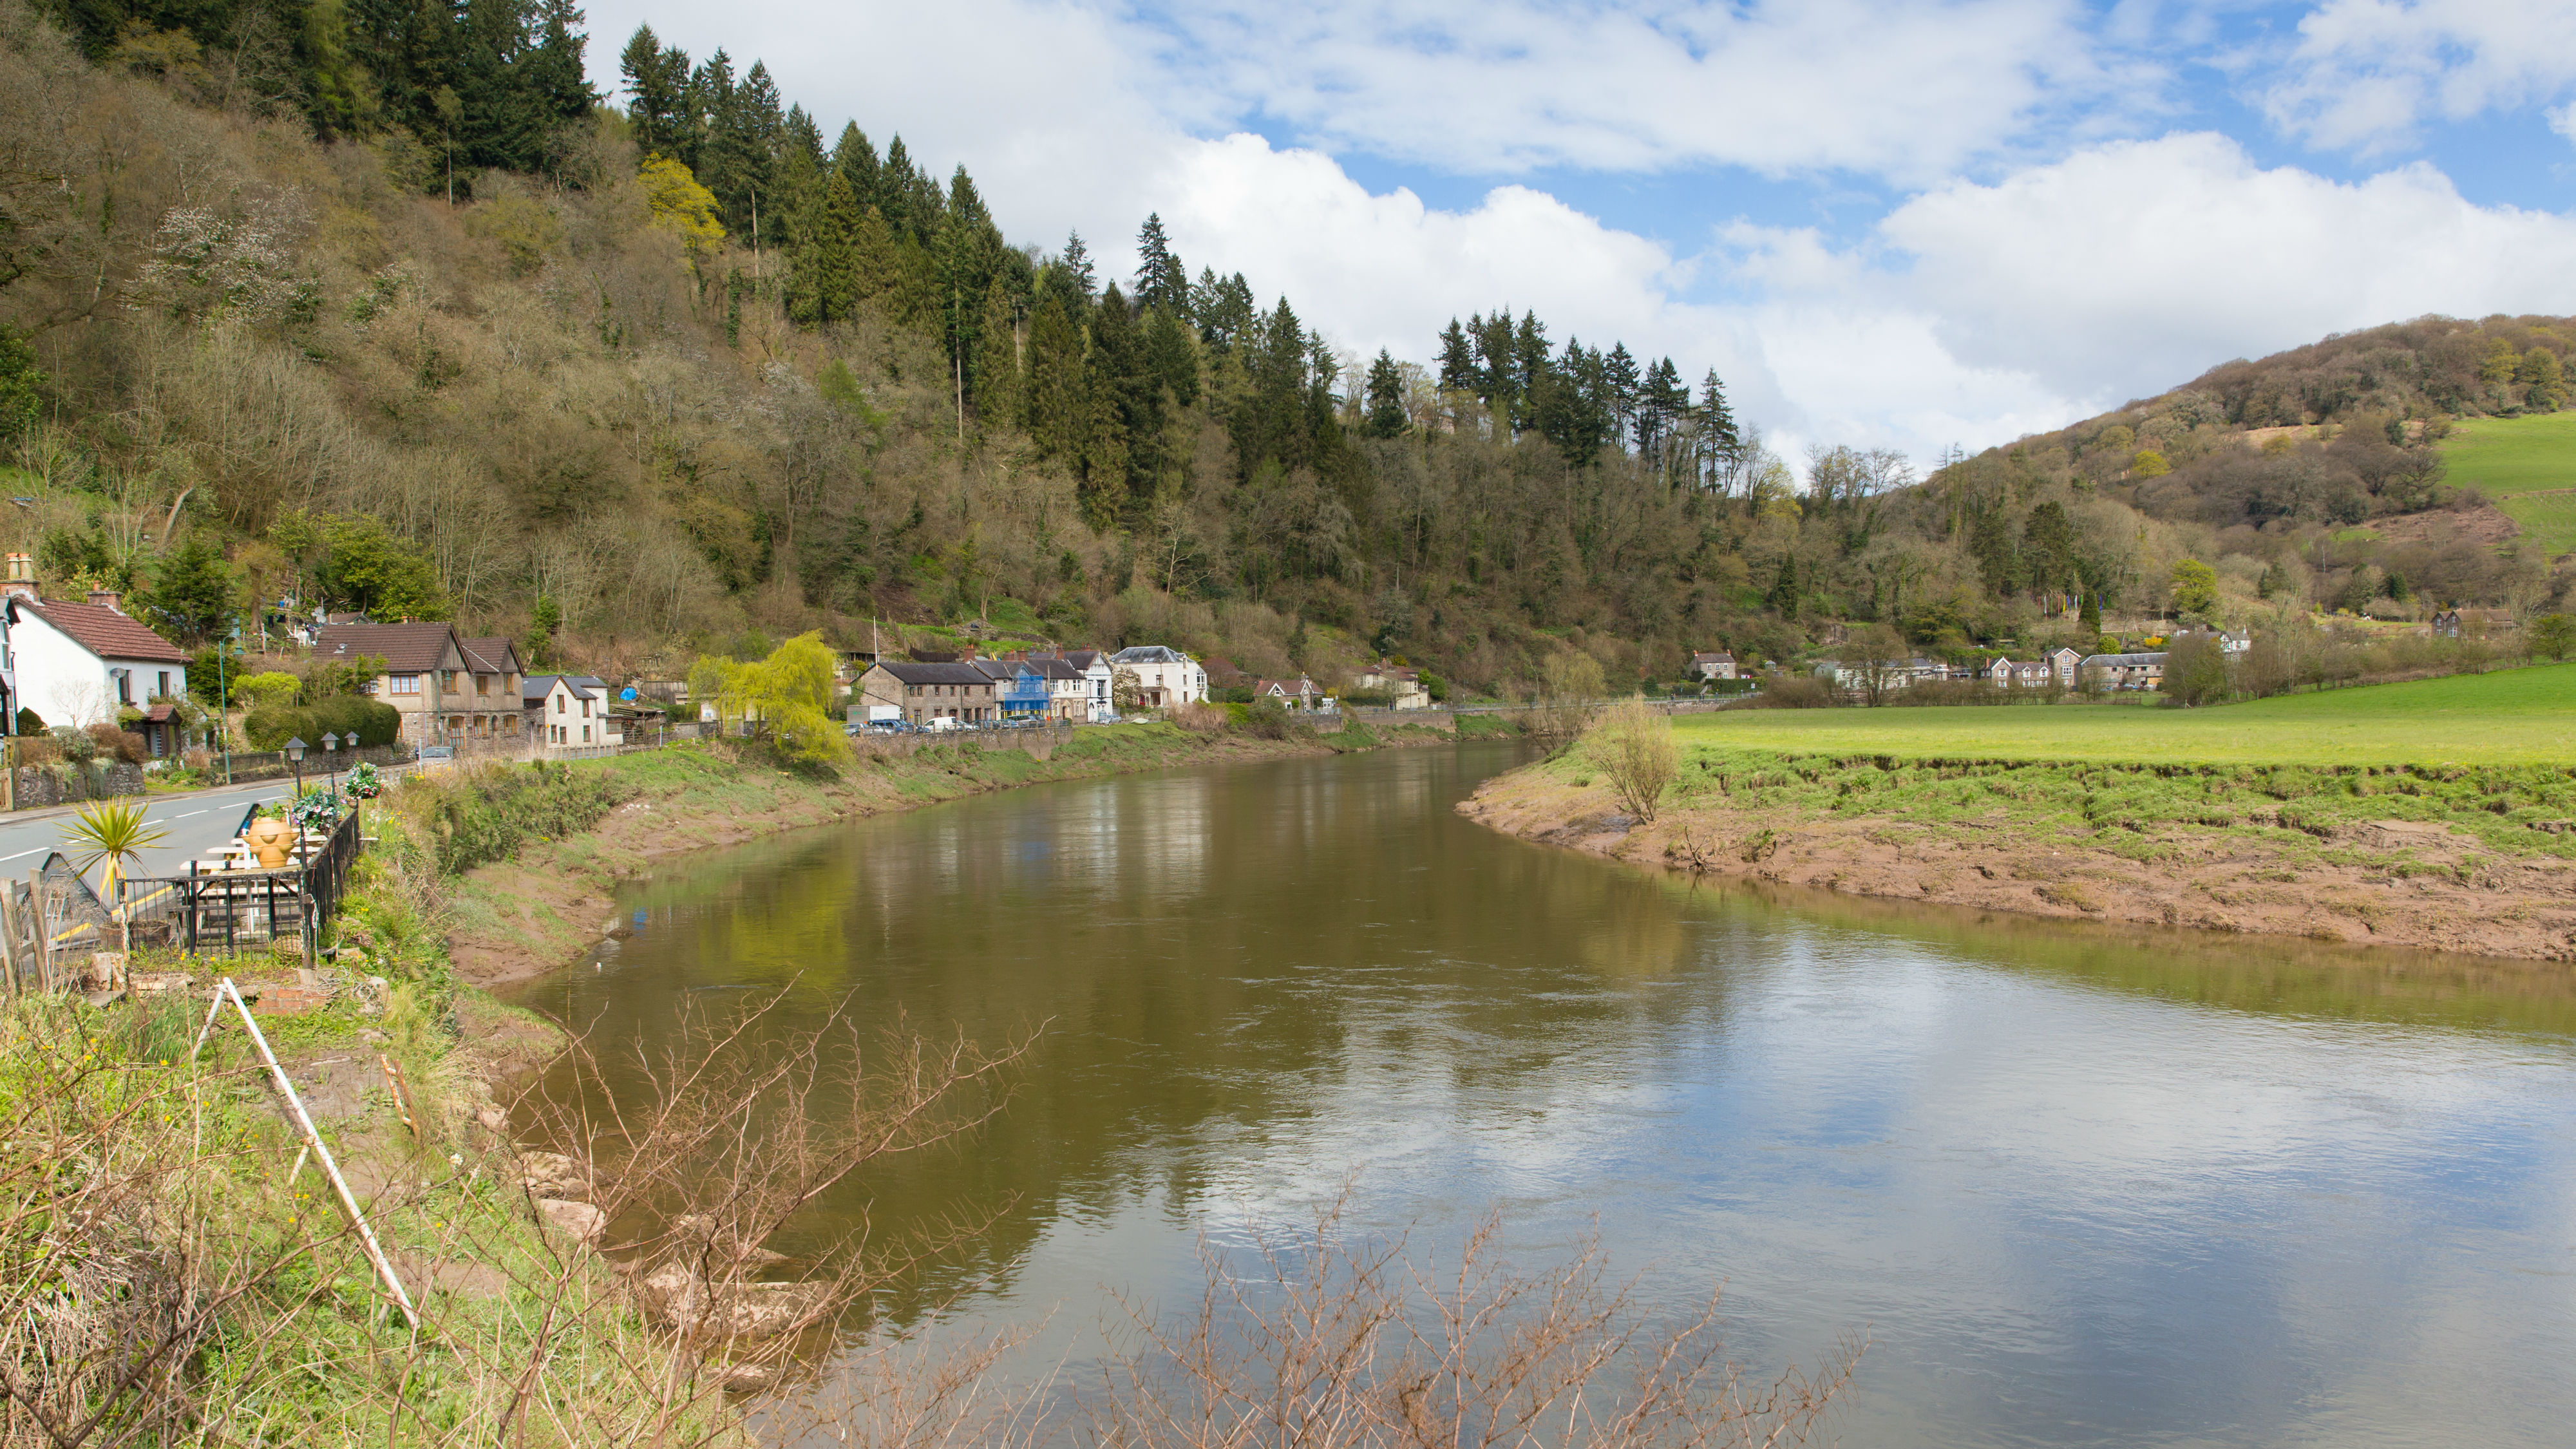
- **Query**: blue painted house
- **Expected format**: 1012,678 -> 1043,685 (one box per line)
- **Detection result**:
976,658 -> 1051,719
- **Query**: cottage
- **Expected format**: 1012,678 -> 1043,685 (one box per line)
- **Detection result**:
312,621 -> 524,745
1689,651 -> 1738,681
1251,676 -> 1321,709
1110,645 -> 1208,709
1028,649 -> 1117,721
2434,609 -> 2516,638
857,661 -> 1000,726
1354,659 -> 1430,709
524,674 -> 620,752
2047,647 -> 2084,685
0,558 -> 193,754
2079,651 -> 2167,690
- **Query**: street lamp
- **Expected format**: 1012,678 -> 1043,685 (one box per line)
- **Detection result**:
284,736 -> 306,808
321,731 -> 341,800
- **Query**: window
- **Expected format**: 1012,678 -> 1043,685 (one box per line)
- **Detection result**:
581,699 -> 591,718
475,674 -> 488,696
115,671 -> 130,704
582,725 -> 591,743
391,675 -> 421,695
554,694 -> 565,714
156,671 -> 170,699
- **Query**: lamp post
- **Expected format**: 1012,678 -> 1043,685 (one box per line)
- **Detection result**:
284,736 -> 306,810
321,731 -> 341,800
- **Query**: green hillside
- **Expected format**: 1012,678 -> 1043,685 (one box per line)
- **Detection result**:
1672,663 -> 2576,767
2441,413 -> 2576,552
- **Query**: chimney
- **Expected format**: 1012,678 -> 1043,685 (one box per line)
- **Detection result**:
1,554 -> 32,603
86,588 -> 119,612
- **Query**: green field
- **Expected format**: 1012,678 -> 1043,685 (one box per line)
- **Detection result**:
1672,664 -> 2576,766
2441,413 -> 2576,496
2440,413 -> 2576,551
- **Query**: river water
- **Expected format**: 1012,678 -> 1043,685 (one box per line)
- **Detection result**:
517,742 -> 2576,1446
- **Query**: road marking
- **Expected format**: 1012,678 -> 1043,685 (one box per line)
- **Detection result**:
166,810 -> 208,820
0,848 -> 43,863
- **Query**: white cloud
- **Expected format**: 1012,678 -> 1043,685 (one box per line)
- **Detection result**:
1873,132 -> 2576,399
1139,0 -> 2120,182
568,2 -> 2576,470
2264,0 -> 2576,151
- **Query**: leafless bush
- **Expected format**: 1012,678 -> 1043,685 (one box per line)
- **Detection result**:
1088,1203 -> 1857,1449
1168,700 -> 1230,736
1586,699 -> 1676,824
1526,653 -> 1607,750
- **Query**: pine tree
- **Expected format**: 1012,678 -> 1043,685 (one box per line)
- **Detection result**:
1135,214 -> 1189,317
1024,293 -> 1085,462
1698,368 -> 1737,462
1767,555 -> 1798,618
970,278 -> 1021,427
1142,304 -> 1200,409
832,123 -> 880,212
1364,350 -> 1407,438
1436,321 -> 1475,394
802,169 -> 859,321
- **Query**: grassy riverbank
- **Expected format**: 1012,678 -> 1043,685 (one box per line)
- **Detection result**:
1463,673 -> 2576,961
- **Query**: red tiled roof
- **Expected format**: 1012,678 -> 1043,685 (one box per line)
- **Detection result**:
14,600 -> 191,664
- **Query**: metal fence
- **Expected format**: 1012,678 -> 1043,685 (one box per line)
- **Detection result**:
109,807 -> 364,960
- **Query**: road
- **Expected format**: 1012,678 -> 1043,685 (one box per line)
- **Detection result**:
0,777 -> 307,894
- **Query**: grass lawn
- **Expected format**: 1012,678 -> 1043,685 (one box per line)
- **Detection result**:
2497,490 -> 2576,554
1671,663 -> 2576,767
2441,412 -> 2576,498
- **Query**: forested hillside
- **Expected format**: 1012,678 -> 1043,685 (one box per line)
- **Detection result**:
1,0 -> 2569,701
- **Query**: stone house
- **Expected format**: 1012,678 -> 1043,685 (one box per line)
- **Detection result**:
312,622 -> 524,744
857,661 -> 1000,725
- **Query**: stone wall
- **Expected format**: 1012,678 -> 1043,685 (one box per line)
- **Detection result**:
12,762 -> 144,808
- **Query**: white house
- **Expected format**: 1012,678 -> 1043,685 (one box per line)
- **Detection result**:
2,558 -> 193,753
524,674 -> 621,753
1110,645 -> 1208,709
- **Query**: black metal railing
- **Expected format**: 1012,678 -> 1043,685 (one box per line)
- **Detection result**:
111,806 -> 364,959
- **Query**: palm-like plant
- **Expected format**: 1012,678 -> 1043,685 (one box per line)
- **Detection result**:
61,801 -> 168,900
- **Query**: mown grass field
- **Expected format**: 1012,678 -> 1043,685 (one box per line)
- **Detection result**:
1671,663 -> 2576,766
2441,413 -> 2576,551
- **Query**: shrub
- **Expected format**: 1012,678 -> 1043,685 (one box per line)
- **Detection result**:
1243,696 -> 1292,739
1585,699 -> 1678,822
48,726 -> 93,762
84,722 -> 144,764
245,697 -> 401,750
394,760 -> 637,875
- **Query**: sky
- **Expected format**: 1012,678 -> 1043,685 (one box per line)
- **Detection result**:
579,0 -> 2576,468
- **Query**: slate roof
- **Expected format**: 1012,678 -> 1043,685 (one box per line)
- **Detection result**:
458,636 -> 524,676
12,599 -> 191,664
314,621 -> 460,674
1032,658 -> 1084,681
522,673 -> 602,703
873,661 -> 998,687
1111,645 -> 1191,664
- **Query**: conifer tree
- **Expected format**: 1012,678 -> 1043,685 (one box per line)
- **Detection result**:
1024,293 -> 1085,462
970,278 -> 1021,427
1135,214 -> 1189,317
1768,556 -> 1799,618
1142,305 -> 1200,409
833,123 -> 880,212
1436,321 -> 1475,394
1364,350 -> 1408,438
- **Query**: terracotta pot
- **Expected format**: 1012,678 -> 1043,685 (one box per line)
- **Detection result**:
245,815 -> 294,868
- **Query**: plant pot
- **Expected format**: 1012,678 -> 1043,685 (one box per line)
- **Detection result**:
245,815 -> 294,868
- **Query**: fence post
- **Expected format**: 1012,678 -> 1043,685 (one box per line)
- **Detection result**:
0,886 -> 18,996
25,871 -> 48,992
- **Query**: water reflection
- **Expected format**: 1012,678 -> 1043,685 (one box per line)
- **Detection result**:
516,743 -> 2576,1448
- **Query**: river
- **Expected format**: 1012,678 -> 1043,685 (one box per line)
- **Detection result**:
515,741 -> 2576,1446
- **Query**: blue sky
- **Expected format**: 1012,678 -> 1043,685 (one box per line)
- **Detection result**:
582,0 -> 2576,468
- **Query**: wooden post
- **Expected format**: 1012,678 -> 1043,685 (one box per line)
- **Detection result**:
200,978 -> 419,1329
0,885 -> 18,996
26,871 -> 49,992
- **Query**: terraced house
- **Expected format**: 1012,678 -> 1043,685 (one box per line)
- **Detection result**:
856,661 -> 1000,726
312,622 -> 526,744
